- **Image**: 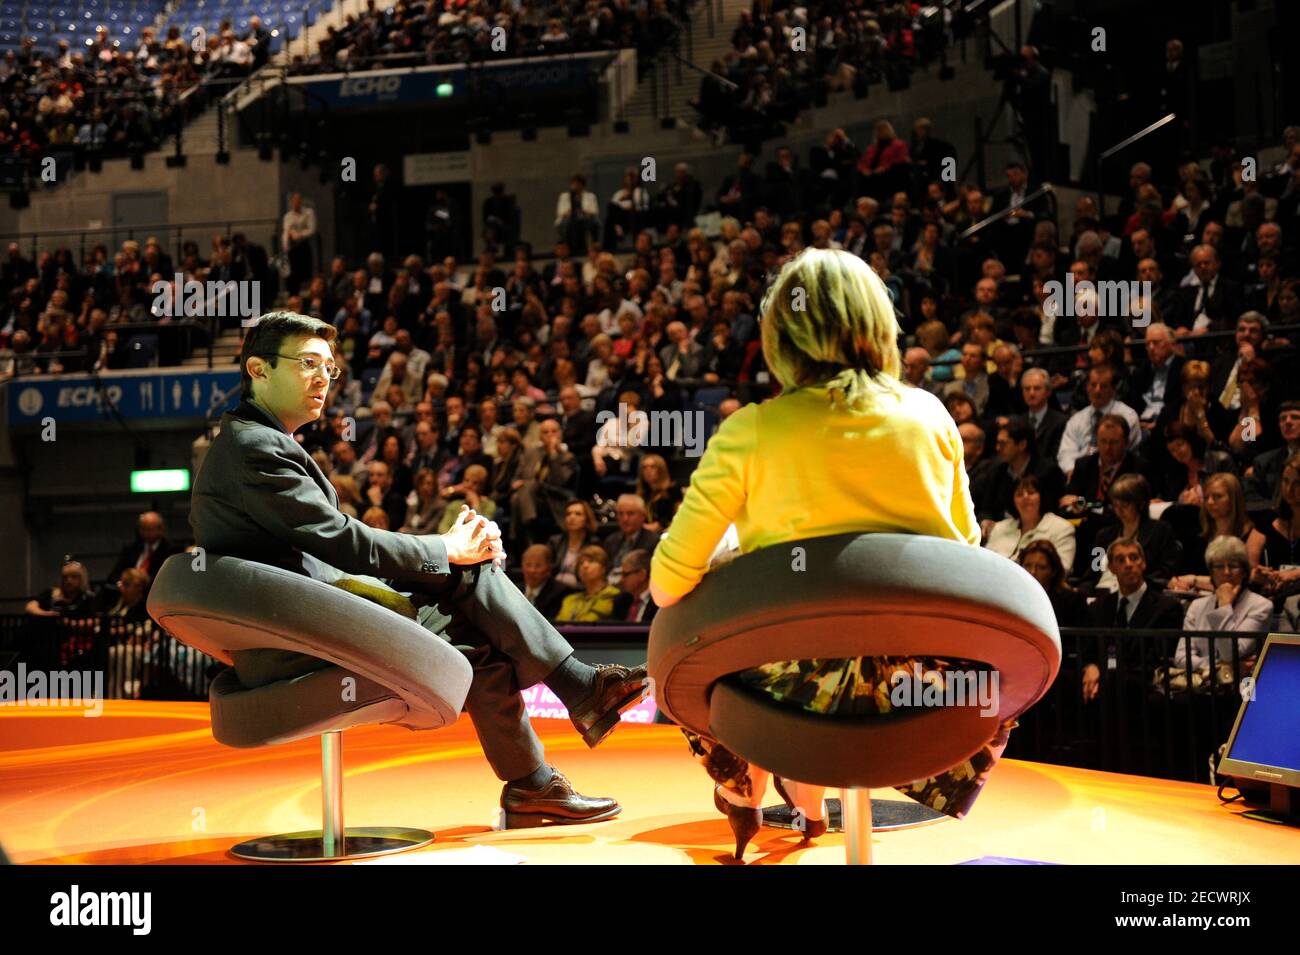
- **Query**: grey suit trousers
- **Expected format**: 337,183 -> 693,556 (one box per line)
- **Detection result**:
409,561 -> 575,781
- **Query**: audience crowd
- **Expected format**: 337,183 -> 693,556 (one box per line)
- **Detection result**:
288,0 -> 690,74
9,27 -> 1300,720
0,20 -> 266,163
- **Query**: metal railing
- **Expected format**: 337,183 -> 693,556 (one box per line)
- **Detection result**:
0,610 -> 1268,783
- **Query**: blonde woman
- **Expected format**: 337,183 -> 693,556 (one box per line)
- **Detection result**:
1168,472 -> 1266,591
399,468 -> 444,533
636,453 -> 682,533
330,473 -> 363,518
650,247 -> 1013,858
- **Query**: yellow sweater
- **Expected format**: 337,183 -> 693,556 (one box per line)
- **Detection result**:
650,382 -> 981,600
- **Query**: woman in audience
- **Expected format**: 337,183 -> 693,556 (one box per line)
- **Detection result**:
488,426 -> 524,508
1019,540 -> 1090,627
1148,420 -> 1236,505
361,506 -> 390,530
555,546 -> 621,622
649,248 -> 1011,858
102,567 -> 154,699
1168,472 -> 1266,589
984,474 -> 1076,568
636,453 -> 682,533
399,468 -> 443,534
1174,536 -> 1270,681
547,500 -> 601,590
1252,452 -> 1300,595
330,473 -> 363,518
436,464 -> 495,532
379,432 -> 413,499
1091,474 -> 1183,591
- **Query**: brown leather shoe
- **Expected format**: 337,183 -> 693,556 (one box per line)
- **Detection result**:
568,662 -> 650,748
500,769 -> 621,827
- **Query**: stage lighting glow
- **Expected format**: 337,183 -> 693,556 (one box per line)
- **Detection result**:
130,469 -> 190,493
436,83 -> 453,97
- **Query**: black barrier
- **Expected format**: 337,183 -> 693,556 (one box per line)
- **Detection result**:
0,611 -> 1274,786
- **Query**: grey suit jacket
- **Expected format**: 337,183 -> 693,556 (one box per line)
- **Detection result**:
1175,589 -> 1272,670
190,399 -> 450,588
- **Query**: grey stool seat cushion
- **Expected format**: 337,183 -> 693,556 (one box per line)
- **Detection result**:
147,554 -> 474,747
647,532 -> 1062,789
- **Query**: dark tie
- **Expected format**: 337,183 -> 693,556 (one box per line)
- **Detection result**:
1114,595 -> 1129,629
1099,463 -> 1117,500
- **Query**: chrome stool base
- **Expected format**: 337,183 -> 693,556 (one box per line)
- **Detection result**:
762,798 -> 946,833
230,827 -> 434,862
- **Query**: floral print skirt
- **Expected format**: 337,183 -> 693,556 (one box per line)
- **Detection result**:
683,655 -> 1018,819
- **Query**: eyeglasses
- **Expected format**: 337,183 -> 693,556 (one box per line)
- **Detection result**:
1208,562 -> 1244,572
266,353 -> 341,380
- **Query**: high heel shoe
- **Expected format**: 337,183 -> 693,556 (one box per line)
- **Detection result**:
773,776 -> 828,841
714,785 -> 762,859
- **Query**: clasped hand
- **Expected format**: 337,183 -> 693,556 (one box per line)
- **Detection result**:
441,504 -> 505,571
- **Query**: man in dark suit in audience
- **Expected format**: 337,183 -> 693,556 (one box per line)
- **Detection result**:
189,311 -> 649,826
1020,368 -> 1069,464
1083,537 -> 1185,772
106,511 -> 181,586
1059,416 -> 1145,509
611,549 -> 658,624
1174,244 -> 1243,336
510,544 -> 576,620
600,495 -> 660,588
1243,401 -> 1300,506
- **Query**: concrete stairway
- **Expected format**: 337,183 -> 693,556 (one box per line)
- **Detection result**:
621,0 -> 743,126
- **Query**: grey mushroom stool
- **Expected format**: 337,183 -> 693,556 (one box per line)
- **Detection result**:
648,532 -> 1061,864
148,554 -> 473,862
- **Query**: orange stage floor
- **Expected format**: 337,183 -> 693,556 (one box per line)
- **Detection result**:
1,702 -> 1297,865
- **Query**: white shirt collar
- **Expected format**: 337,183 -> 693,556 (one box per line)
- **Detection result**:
1120,581 -> 1147,615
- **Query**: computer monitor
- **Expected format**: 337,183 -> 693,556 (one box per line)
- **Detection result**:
1217,633 -> 1300,821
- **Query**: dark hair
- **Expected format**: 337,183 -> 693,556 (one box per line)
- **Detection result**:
1164,419 -> 1207,459
1275,451 -> 1300,520
1012,473 -> 1044,513
239,310 -> 336,399
1020,540 -> 1067,592
1000,415 -> 1036,454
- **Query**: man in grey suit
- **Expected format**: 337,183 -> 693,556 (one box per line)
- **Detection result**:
190,312 -> 650,825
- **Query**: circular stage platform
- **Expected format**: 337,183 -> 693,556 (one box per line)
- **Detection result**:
1,702 -> 1293,865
